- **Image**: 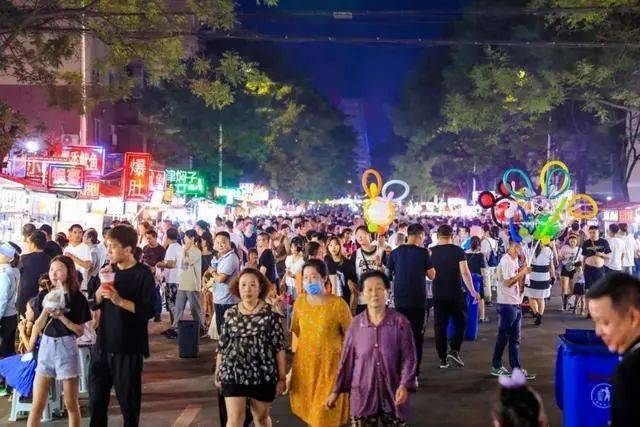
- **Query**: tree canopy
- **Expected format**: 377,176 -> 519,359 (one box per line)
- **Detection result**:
0,0 -> 277,158
392,0 -> 638,199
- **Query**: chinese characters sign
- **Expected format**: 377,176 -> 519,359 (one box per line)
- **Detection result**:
60,145 -> 105,177
149,169 -> 167,192
46,164 -> 85,191
80,180 -> 101,199
166,169 -> 205,196
26,156 -> 66,182
123,152 -> 151,201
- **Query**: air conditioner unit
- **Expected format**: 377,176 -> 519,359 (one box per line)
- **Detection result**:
61,134 -> 80,145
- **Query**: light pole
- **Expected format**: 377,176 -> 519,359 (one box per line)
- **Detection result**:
218,123 -> 223,188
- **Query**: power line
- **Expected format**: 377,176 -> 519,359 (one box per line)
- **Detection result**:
200,32 -> 640,49
237,6 -> 640,19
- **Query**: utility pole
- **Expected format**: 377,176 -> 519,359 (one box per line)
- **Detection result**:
80,7 -> 87,145
218,123 -> 223,188
546,115 -> 552,161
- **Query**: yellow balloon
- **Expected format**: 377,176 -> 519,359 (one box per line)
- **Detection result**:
568,194 -> 598,220
362,169 -> 383,198
539,160 -> 570,196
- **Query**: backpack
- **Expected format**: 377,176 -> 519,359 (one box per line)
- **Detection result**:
484,238 -> 500,267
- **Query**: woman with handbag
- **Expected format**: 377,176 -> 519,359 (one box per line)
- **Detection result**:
171,229 -> 203,332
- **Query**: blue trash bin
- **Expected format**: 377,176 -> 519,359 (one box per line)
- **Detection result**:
447,274 -> 481,341
555,329 -> 619,427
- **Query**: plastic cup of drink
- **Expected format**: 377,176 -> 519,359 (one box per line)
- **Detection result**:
99,271 -> 115,288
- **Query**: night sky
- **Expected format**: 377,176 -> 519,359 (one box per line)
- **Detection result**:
236,0 -> 463,175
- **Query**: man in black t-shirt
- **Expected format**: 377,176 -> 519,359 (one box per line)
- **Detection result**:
582,226 -> 612,291
39,224 -> 63,259
90,225 -> 155,427
18,231 -> 51,316
141,229 -> 165,322
387,223 -> 435,384
430,224 -> 480,369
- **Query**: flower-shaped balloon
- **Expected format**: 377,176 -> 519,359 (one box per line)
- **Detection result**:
361,169 -> 410,234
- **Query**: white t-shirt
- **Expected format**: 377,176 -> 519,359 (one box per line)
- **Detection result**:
229,231 -> 245,253
496,253 -> 523,305
605,236 -> 625,271
621,234 -> 637,268
481,237 -> 497,262
164,242 -> 183,284
354,246 -> 379,304
65,242 -> 92,291
284,255 -> 305,289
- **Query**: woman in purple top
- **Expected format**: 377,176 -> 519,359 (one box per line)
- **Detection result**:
326,270 -> 417,426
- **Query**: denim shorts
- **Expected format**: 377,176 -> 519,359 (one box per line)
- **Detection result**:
36,335 -> 80,380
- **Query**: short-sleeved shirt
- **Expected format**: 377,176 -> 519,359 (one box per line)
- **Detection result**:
495,254 -> 522,305
606,237 -> 626,271
38,290 -> 91,338
388,245 -> 433,309
65,243 -> 92,291
582,238 -> 611,259
465,252 -> 486,275
142,244 -> 165,267
164,242 -> 183,284
430,244 -> 467,302
325,256 -> 357,305
258,249 -> 277,284
218,304 -> 285,385
18,251 -> 51,315
213,250 -> 240,305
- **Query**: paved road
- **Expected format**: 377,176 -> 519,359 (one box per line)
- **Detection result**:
1,289 -> 592,426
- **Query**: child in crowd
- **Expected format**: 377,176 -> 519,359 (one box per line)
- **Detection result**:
246,249 -> 259,269
493,368 -> 548,427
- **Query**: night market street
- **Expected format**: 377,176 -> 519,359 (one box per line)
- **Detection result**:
0,286 -> 588,427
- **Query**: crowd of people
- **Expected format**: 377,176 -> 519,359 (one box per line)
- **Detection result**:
0,211 -> 637,427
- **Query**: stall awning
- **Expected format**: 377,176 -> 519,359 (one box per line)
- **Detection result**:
0,173 -> 48,192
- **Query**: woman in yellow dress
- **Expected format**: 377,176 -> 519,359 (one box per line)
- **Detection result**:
290,259 -> 352,426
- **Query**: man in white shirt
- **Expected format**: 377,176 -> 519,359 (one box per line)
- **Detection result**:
619,223 -> 637,275
491,239 -> 533,379
605,223 -> 626,273
64,224 -> 93,292
156,228 -> 182,333
388,222 -> 409,249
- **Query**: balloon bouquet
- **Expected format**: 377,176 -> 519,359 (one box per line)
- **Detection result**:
477,160 -> 598,265
361,169 -> 410,233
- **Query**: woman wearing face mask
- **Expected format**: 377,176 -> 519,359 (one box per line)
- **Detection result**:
289,259 -> 352,427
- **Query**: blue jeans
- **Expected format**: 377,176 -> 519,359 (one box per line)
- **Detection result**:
492,304 -> 522,370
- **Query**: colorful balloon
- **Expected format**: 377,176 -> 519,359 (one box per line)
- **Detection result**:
382,180 -> 410,202
539,160 -> 571,199
361,169 -> 409,233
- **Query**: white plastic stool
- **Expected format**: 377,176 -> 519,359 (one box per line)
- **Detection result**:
78,345 -> 92,395
9,380 -> 63,422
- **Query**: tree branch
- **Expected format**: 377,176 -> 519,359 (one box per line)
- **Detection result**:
598,99 -> 635,113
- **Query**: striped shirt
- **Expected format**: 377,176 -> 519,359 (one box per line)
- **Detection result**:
526,246 -> 553,290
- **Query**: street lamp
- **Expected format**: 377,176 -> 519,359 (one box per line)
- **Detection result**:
24,139 -> 40,153
347,180 -> 352,184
